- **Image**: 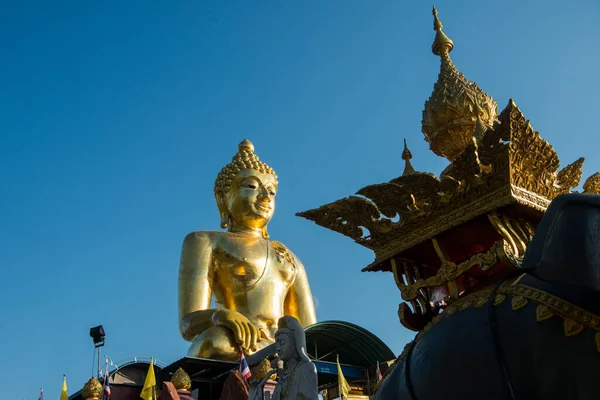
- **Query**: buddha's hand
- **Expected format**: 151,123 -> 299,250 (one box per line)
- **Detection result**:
212,309 -> 264,352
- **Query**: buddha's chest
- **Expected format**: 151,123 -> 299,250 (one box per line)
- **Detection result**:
214,240 -> 297,288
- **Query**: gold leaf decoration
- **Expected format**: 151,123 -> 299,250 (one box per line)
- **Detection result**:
172,367 -> 191,391
81,377 -> 103,400
421,8 -> 497,162
494,294 -> 506,306
298,100 -> 589,268
583,172 -> 600,194
536,305 -> 553,322
396,281 -> 600,366
294,9 -> 599,336
475,296 -> 488,307
459,300 -> 471,311
564,319 -> 584,337
511,295 -> 528,311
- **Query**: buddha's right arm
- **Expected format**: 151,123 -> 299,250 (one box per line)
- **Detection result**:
178,232 -> 218,341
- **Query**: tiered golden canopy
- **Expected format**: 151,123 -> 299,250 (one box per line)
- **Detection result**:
297,7 -> 600,331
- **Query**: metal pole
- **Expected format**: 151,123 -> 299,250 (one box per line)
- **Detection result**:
97,347 -> 101,379
366,367 -> 371,398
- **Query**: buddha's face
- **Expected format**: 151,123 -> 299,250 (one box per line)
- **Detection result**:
224,169 -> 278,230
275,331 -> 295,362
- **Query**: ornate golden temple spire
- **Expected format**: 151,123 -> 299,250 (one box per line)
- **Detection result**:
172,367 -> 192,391
583,172 -> 600,194
432,7 -> 454,56
238,138 -> 254,153
402,139 -> 416,176
81,377 -> 103,400
472,102 -> 488,141
422,7 -> 498,161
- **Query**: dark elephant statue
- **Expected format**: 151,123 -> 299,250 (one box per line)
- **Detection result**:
375,193 -> 600,400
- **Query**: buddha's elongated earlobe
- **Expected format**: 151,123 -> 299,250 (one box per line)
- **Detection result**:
216,194 -> 230,229
262,226 -> 270,239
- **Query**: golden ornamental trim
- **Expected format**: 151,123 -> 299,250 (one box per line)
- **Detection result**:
392,280 -> 600,376
393,239 -> 512,302
536,305 -> 553,322
502,284 -> 600,333
298,100 -> 595,268
422,8 -> 498,162
583,173 -> 600,194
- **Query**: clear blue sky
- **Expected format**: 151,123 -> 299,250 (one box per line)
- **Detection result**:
1,1 -> 599,399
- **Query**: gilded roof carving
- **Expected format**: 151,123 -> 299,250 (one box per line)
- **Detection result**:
297,9 -> 599,270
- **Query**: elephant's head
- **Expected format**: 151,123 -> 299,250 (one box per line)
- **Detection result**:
522,193 -> 600,293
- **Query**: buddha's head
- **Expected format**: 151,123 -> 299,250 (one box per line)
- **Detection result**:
214,139 -> 278,238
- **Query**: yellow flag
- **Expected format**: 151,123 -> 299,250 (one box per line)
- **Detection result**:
59,375 -> 69,400
336,355 -> 351,398
140,360 -> 157,400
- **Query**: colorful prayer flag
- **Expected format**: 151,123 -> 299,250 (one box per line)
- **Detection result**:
59,376 -> 68,400
140,360 -> 156,400
103,360 -> 111,399
239,351 -> 251,380
336,355 -> 350,398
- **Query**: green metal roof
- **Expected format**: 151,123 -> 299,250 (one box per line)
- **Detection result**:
304,320 -> 395,367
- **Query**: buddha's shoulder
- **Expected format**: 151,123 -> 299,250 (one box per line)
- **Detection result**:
182,230 -> 227,246
270,239 -> 289,250
183,230 -> 261,248
271,241 -> 303,264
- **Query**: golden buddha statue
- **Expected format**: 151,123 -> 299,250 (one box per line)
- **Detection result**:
178,139 -> 317,361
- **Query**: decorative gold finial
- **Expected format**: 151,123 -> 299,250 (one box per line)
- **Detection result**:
402,139 -> 416,176
238,138 -> 255,153
472,102 -> 489,141
81,377 -> 103,400
583,172 -> 600,194
432,7 -> 454,56
214,139 -> 277,197
172,367 -> 192,391
422,7 -> 498,161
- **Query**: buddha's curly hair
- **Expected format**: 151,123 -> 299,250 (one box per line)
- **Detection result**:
214,139 -> 277,197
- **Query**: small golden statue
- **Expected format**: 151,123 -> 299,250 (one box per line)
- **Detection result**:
172,367 -> 192,391
178,139 -> 317,361
171,368 -> 194,400
81,377 -> 103,400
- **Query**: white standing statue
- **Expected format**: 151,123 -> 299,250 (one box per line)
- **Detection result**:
249,316 -> 318,400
